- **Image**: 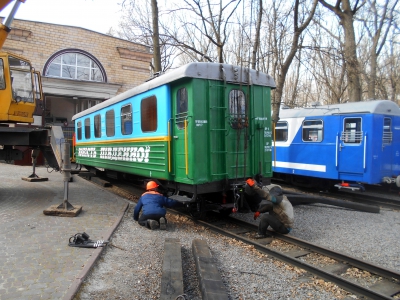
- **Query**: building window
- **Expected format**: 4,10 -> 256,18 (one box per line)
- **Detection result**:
383,117 -> 392,145
94,114 -> 101,138
77,121 -> 82,140
44,49 -> 106,82
302,119 -> 323,142
176,87 -> 188,129
106,109 -> 115,137
84,118 -> 90,139
141,96 -> 157,132
121,104 -> 133,135
341,118 -> 362,144
274,121 -> 288,142
229,89 -> 246,129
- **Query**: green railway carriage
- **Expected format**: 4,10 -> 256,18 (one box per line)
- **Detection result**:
72,62 -> 276,213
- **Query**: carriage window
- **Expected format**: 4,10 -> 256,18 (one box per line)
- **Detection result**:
141,96 -> 157,132
77,121 -> 82,140
106,109 -> 115,137
341,118 -> 362,144
302,120 -> 323,142
84,118 -> 90,139
176,88 -> 188,129
229,90 -> 246,129
274,121 -> 288,142
121,104 -> 133,135
94,114 -> 101,138
383,117 -> 392,145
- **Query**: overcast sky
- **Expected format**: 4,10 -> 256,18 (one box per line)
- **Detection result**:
0,0 -> 124,34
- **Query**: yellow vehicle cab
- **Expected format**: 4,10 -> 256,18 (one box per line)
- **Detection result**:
0,52 -> 43,123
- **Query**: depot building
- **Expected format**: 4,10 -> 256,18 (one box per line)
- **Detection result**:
2,18 -> 152,131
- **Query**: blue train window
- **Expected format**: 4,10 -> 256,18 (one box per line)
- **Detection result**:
77,121 -> 82,140
383,117 -> 392,145
229,90 -> 246,129
94,114 -> 101,138
106,109 -> 115,137
275,121 -> 288,141
121,104 -> 133,135
176,88 -> 188,129
141,96 -> 157,132
302,120 -> 323,142
84,118 -> 90,139
341,118 -> 362,144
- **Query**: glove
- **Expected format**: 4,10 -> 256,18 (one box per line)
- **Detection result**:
246,178 -> 255,187
254,211 -> 260,220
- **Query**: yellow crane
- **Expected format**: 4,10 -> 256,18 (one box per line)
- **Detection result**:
0,0 -> 43,124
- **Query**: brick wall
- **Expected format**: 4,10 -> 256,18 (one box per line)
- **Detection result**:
2,19 -> 153,94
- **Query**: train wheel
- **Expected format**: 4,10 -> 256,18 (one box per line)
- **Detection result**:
190,198 -> 206,220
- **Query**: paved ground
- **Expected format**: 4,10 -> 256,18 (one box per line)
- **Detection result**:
0,163 -> 128,300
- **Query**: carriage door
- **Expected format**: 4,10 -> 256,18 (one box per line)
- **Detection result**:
171,86 -> 189,182
381,117 -> 393,175
338,117 -> 365,175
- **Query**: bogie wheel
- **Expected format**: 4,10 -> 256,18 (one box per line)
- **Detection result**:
190,198 -> 206,220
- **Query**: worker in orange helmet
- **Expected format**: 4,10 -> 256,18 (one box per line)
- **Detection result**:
133,180 -> 180,230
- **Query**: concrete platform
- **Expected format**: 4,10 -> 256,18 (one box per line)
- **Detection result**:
0,163 -> 128,300
192,239 -> 229,300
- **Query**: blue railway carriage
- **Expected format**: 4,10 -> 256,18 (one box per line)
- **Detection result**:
273,100 -> 400,190
72,62 -> 276,213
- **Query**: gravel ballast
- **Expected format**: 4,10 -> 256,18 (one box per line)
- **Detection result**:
74,201 -> 400,300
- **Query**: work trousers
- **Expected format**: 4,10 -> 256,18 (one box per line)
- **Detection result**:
138,213 -> 166,229
258,213 -> 290,235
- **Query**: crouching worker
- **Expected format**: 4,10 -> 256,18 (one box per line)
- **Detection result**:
253,184 -> 294,238
133,181 -> 180,230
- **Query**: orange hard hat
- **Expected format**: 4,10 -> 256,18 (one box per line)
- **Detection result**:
146,181 -> 159,190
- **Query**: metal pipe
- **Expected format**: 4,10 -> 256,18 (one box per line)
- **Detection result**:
3,0 -> 22,28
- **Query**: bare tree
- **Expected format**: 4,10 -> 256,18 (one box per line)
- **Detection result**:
318,0 -> 366,102
271,0 -> 318,123
118,0 -> 176,71
360,0 -> 398,99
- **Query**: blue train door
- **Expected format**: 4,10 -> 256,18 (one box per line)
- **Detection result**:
338,117 -> 365,176
381,117 -> 393,176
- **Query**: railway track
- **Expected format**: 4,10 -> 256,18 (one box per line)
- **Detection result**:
79,172 -> 400,299
198,214 -> 400,299
275,181 -> 400,211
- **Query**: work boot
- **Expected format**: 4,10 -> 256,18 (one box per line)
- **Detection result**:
159,217 -> 167,230
147,219 -> 159,230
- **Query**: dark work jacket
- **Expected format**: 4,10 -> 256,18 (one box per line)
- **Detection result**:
133,191 -> 179,221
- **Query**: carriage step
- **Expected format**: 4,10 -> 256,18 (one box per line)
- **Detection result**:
169,194 -> 194,203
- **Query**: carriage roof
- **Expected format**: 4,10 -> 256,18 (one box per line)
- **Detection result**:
278,100 -> 400,119
72,62 -> 276,121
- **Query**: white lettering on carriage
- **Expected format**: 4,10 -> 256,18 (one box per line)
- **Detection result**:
264,127 -> 272,138
195,120 -> 207,127
77,146 -> 151,163
78,147 -> 97,158
264,142 -> 272,152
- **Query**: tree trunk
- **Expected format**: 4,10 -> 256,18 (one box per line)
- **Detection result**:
151,0 -> 162,73
341,9 -> 362,101
251,0 -> 263,70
